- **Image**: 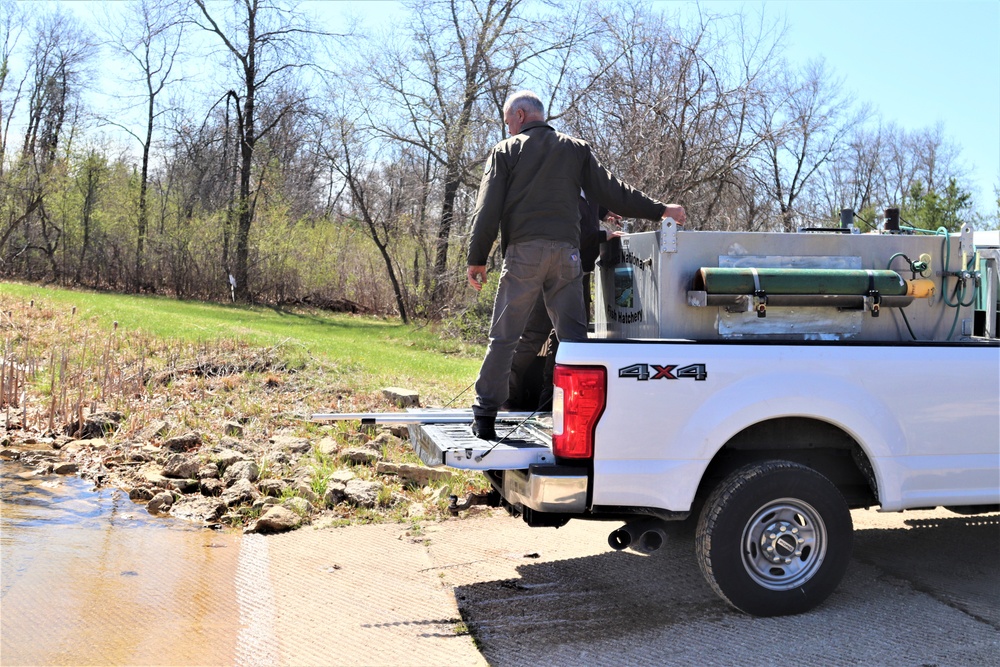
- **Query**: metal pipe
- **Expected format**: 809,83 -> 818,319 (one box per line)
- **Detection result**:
608,519 -> 669,554
695,267 -> 907,296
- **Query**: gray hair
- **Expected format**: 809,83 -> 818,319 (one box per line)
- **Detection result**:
503,90 -> 545,119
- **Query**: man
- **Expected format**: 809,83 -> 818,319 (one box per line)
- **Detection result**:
467,90 -> 686,440
505,192 -> 621,412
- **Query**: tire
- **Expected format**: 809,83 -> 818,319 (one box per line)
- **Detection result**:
695,460 -> 853,617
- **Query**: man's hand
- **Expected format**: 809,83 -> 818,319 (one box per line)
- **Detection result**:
663,204 -> 687,226
468,265 -> 487,291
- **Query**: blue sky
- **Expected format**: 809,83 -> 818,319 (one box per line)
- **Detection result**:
759,0 -> 999,211
326,0 -> 1000,213
55,0 -> 998,212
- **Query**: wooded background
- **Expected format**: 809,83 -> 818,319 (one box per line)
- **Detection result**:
1,0 -> 995,321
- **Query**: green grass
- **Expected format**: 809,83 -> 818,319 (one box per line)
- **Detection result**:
0,281 -> 483,401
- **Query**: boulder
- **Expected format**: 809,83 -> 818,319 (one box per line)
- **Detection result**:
223,421 -> 244,438
223,460 -> 259,485
343,479 -> 383,508
324,482 -> 347,507
52,462 -> 79,475
271,435 -> 311,454
66,411 -> 123,439
316,436 -> 339,457
382,387 -> 419,408
376,462 -> 452,487
221,479 -> 259,507
171,478 -> 199,494
198,463 -> 220,479
342,448 -> 382,465
369,432 -> 403,450
258,479 -> 286,498
136,419 -> 169,441
246,506 -> 300,534
163,432 -> 201,452
293,481 -> 318,503
162,454 -> 200,479
211,449 -> 247,470
128,487 -> 154,502
281,496 -> 314,515
200,478 -> 225,497
147,491 -> 175,514
328,469 -> 356,485
140,465 -> 171,487
171,496 -> 226,523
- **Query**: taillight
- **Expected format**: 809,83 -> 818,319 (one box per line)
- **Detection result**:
552,364 -> 606,459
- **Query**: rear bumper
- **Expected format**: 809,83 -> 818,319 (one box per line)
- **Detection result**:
501,465 -> 588,513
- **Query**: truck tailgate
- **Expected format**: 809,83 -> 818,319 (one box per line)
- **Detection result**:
410,417 -> 555,470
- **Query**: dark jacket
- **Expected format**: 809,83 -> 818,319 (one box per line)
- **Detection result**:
467,121 -> 666,265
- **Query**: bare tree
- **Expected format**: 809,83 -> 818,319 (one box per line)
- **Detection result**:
749,58 -> 864,231
102,0 -> 184,291
190,0 -> 335,302
1,7 -> 95,277
561,4 -> 784,231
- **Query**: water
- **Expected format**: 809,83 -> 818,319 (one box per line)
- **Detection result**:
1,457 -> 242,666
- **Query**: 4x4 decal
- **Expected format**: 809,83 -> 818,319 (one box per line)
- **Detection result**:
618,363 -> 707,381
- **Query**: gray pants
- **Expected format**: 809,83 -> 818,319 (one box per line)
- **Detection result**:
473,240 -> 587,417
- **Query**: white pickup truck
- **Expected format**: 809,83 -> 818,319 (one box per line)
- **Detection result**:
408,223 -> 1000,617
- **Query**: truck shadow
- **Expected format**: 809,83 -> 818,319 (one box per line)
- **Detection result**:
453,515 -> 999,667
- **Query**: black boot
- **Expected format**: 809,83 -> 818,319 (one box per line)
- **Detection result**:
471,415 -> 497,441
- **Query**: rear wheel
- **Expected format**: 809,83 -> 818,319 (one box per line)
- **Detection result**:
695,460 -> 853,616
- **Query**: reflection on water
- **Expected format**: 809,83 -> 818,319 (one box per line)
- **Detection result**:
1,458 -> 242,666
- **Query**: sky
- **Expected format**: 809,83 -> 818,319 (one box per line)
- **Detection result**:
50,0 -> 1000,213
323,0 -> 1000,213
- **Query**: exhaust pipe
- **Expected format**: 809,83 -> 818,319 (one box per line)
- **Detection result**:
607,519 -> 668,554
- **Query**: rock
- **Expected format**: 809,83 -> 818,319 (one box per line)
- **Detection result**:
147,491 -> 175,514
343,479 -> 383,508
129,487 -> 155,502
324,482 -> 346,507
376,462 -> 452,487
171,496 -> 226,523
223,460 -> 259,485
162,454 -> 200,479
172,478 -> 200,494
382,387 -> 420,408
293,481 -> 318,503
163,432 -> 201,452
211,449 -> 247,469
221,479 -> 259,507
252,497 -> 280,511
0,449 -> 20,460
140,465 -> 171,488
347,432 -> 370,445
66,411 -> 123,439
51,461 -> 79,475
137,419 -> 169,441
200,478 -> 225,497
342,448 -> 382,465
263,451 -> 290,467
281,496 -> 314,515
246,506 -> 300,534
258,479 -> 286,497
370,432 -> 403,450
271,435 -> 311,454
60,439 -> 97,454
223,421 -> 244,438
329,469 -> 356,484
198,463 -> 220,479
316,436 -> 339,457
